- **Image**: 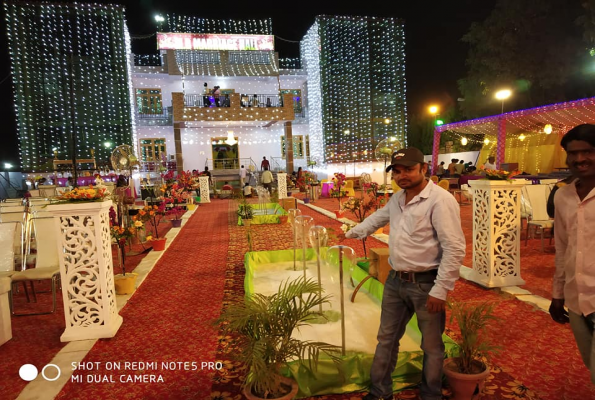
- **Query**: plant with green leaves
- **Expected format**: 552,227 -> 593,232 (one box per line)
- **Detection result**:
447,300 -> 501,374
218,277 -> 341,398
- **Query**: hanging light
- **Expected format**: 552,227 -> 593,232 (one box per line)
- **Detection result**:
518,134 -> 526,141
543,124 -> 552,134
461,137 -> 468,146
225,131 -> 237,146
484,138 -> 490,145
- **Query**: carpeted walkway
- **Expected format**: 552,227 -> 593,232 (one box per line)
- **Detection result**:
54,201 -> 229,400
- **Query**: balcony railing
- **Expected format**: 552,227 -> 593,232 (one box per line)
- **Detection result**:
184,94 -> 230,108
134,54 -> 162,66
138,161 -> 177,172
136,107 -> 173,126
239,94 -> 284,108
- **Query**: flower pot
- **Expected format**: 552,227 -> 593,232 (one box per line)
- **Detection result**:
374,227 -> 384,235
186,203 -> 196,211
303,198 -> 310,204
278,215 -> 288,224
242,218 -> 252,227
171,219 -> 182,228
114,273 -> 138,295
151,238 -> 167,251
333,210 -> 343,218
443,358 -> 490,400
242,376 -> 299,400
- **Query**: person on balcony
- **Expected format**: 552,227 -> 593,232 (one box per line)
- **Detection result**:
213,86 -> 221,107
251,94 -> 259,108
203,82 -> 211,107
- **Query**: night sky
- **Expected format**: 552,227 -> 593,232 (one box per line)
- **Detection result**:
0,0 -> 497,167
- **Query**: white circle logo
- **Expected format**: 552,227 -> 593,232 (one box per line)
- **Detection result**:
19,364 -> 38,381
42,364 -> 61,381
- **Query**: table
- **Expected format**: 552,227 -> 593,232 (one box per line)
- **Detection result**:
321,182 -> 334,198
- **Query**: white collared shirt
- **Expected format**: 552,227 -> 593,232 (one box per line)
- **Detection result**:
553,181 -> 595,316
346,181 -> 466,300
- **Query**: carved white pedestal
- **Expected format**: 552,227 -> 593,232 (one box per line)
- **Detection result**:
277,172 -> 287,199
467,180 -> 526,288
0,277 -> 12,346
199,176 -> 211,203
47,200 -> 123,342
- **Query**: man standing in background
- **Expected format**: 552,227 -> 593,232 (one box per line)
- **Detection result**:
261,156 -> 270,171
239,165 -> 247,187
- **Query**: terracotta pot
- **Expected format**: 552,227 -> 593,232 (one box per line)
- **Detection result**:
151,238 -> 167,251
443,358 -> 490,400
242,218 -> 252,227
242,376 -> 299,400
333,210 -> 343,218
171,219 -> 182,228
278,215 -> 288,224
114,273 -> 138,295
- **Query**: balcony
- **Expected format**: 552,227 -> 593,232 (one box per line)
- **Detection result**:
171,92 -> 295,127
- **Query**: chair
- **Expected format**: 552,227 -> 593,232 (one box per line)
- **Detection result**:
430,175 -> 439,183
391,180 -> 401,192
438,180 -> 450,191
10,217 -> 60,315
524,184 -> 554,251
343,180 -> 356,197
38,185 -> 57,197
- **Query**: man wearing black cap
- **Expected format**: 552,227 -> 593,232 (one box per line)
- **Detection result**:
345,147 -> 465,400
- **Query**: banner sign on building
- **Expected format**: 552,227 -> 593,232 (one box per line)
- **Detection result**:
157,33 -> 274,51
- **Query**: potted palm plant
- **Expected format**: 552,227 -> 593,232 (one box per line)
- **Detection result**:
444,300 -> 500,400
217,277 -> 341,399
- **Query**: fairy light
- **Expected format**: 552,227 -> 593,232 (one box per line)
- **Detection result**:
301,16 -> 406,165
5,2 -> 134,172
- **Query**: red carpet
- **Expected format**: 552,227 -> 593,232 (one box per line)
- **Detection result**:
54,202 -> 229,400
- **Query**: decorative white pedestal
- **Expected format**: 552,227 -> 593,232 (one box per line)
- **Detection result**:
277,172 -> 287,199
0,277 -> 12,346
199,176 -> 211,203
47,200 -> 123,342
467,180 -> 526,288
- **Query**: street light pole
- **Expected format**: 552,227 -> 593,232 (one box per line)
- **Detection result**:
495,89 -> 512,114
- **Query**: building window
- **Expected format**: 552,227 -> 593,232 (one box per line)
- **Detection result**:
136,89 -> 163,114
175,50 -> 221,65
139,138 -> 166,162
281,135 -> 305,159
228,51 -> 272,65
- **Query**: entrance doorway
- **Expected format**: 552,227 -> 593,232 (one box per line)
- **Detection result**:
211,138 -> 239,170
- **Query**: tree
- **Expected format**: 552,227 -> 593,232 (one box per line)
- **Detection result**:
458,0 -> 590,118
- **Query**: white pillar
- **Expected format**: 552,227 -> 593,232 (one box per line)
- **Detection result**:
0,277 -> 12,346
199,176 -> 211,203
47,200 -> 123,342
467,180 -> 526,287
277,172 -> 287,199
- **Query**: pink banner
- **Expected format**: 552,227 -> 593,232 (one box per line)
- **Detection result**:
157,33 -> 274,51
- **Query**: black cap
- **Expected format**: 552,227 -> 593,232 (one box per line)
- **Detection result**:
385,148 -> 425,172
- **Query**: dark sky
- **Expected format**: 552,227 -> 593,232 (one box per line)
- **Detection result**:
0,0 -> 497,167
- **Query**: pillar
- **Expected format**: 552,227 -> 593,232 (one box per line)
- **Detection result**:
277,172 -> 287,199
467,180 -> 526,287
285,122 -> 293,173
431,128 -> 441,173
174,122 -> 183,174
198,176 -> 211,203
47,200 -> 123,342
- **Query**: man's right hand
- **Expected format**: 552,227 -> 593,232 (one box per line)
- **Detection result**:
549,298 -> 569,324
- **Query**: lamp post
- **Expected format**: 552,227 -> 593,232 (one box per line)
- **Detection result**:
428,105 -> 439,126
495,89 -> 512,114
154,15 -> 164,32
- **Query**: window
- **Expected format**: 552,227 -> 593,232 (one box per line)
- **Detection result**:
136,89 -> 163,114
281,135 -> 304,159
139,138 -> 166,162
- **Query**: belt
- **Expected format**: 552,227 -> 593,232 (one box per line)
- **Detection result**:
395,269 -> 438,283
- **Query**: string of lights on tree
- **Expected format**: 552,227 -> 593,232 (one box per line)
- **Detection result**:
5,2 -> 134,172
165,15 -> 272,35
302,15 -> 406,164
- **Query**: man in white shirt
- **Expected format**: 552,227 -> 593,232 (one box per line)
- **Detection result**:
345,147 -> 466,400
239,165 -> 247,187
549,124 -> 595,383
261,167 -> 274,193
483,156 -> 496,170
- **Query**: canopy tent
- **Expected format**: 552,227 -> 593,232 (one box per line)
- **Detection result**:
431,97 -> 595,174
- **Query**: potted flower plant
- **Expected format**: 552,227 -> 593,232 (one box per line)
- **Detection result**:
479,166 -> 521,180
109,221 -> 140,295
330,172 -> 346,215
217,276 -> 341,400
444,300 -> 501,400
132,203 -> 167,251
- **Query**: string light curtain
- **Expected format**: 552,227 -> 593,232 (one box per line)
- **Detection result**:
5,2 -> 134,172
302,15 -> 406,164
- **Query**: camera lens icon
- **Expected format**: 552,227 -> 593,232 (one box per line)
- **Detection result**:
19,364 -> 61,382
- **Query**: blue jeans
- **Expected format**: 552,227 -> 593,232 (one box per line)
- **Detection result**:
369,270 -> 445,400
